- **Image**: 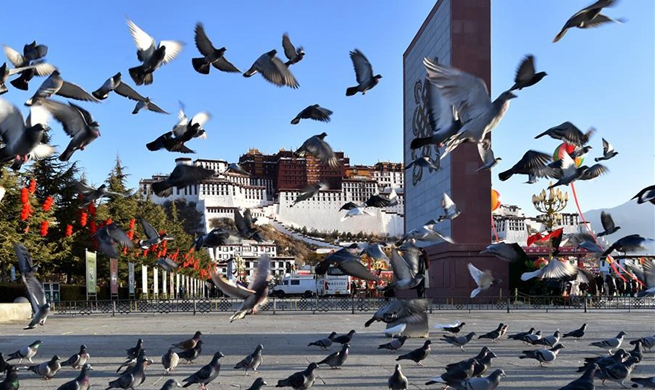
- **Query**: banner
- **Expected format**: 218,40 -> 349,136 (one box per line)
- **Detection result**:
142,265 -> 148,297
128,262 -> 135,295
162,271 -> 167,295
110,258 -> 118,295
153,268 -> 159,295
85,250 -> 97,298
227,259 -> 234,281
170,272 -> 175,298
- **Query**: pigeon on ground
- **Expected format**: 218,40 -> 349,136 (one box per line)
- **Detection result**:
282,33 -> 305,66
14,244 -> 50,330
379,336 -> 409,351
590,331 -> 626,354
498,150 -> 551,182
479,324 -> 508,342
520,258 -> 579,282
235,208 -> 263,242
0,99 -> 53,166
597,355 -> 638,388
276,362 -> 318,390
25,70 -> 98,106
388,364 -> 408,390
172,331 -> 202,351
192,22 -> 240,75
0,365 -> 19,390
3,44 -> 56,91
520,344 -> 565,366
315,247 -> 378,281
442,322 -> 466,334
132,98 -> 168,115
578,349 -> 628,373
630,335 -> 655,352
57,363 -> 92,390
160,379 -> 182,390
510,54 -> 547,91
92,72 -> 144,101
74,181 -> 132,209
61,345 -> 89,370
476,140 -> 501,171
346,49 -> 381,96
468,263 -> 502,298
563,324 -> 587,340
532,331 -> 562,347
150,164 -> 214,197
437,192 -> 460,222
38,99 -> 100,162
192,228 -> 231,251
317,343 -> 349,369
629,340 -> 643,363
106,351 -> 151,390
177,340 -> 203,364
234,345 -> 263,375
423,58 -> 516,159
126,18 -> 184,85
598,211 -> 620,236
139,218 -> 174,248
446,347 -> 491,371
227,162 -> 249,176
426,360 -> 475,387
524,331 -> 544,345
243,50 -> 299,88
308,332 -> 337,350
470,351 -> 498,378
396,340 -> 431,366
559,363 -> 598,390
442,333 -> 476,351
553,0 -> 624,43
405,156 -> 440,172
452,369 -> 505,390
26,355 -> 61,379
332,330 -> 356,345
93,222 -> 135,258
290,104 -> 332,125
7,341 -> 41,364
294,132 -> 338,168
632,376 -> 655,388
535,122 -> 595,146
632,184 -> 655,205
508,328 -> 536,341
603,234 -> 651,256
182,351 -> 224,390
211,256 -> 271,322
246,378 -> 267,390
595,138 -> 618,162
161,348 -> 179,375
126,339 -> 144,360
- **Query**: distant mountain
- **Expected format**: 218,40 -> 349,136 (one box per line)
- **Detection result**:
583,200 -> 655,254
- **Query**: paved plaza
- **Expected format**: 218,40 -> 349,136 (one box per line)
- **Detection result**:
1,310 -> 653,389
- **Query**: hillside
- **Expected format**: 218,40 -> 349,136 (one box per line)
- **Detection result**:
583,199 -> 655,253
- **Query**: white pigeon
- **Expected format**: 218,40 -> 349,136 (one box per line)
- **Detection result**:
467,263 -> 501,298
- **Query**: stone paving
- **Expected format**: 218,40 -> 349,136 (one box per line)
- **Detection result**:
0,310 -> 653,389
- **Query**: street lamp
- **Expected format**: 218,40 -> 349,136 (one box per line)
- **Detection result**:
531,183 -> 568,259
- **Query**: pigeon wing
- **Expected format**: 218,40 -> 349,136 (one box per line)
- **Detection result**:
390,249 -> 414,283
107,223 -> 135,249
281,33 -> 297,60
0,99 -> 26,146
159,41 -> 185,64
350,49 -> 373,85
126,19 -> 156,61
579,164 -> 608,181
600,211 -> 616,233
114,81 -> 146,101
146,101 -> 169,114
467,263 -> 484,285
515,55 -> 536,83
140,218 -> 159,240
39,100 -> 87,138
3,44 -> 26,67
213,57 -> 241,73
57,81 -> 100,102
193,23 -> 216,57
211,272 -> 254,299
248,256 -> 271,291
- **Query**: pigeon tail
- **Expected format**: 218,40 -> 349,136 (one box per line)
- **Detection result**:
553,29 -> 568,43
10,76 -> 29,91
192,58 -> 211,75
129,66 -> 153,86
290,117 -> 301,125
345,86 -> 359,96
498,169 -> 514,182
146,140 -> 162,151
59,145 -> 76,162
470,288 -> 482,298
520,269 -> 541,281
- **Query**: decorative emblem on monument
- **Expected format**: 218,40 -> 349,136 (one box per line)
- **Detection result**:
410,78 -> 440,186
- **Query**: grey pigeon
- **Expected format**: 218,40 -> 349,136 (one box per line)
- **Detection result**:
291,104 -> 332,125
632,376 -> 655,388
471,351 -> 498,377
150,164 -> 214,197
160,379 -> 182,390
481,242 -> 530,263
346,49 -> 381,96
92,72 -> 144,101
126,18 -> 184,85
546,153 -> 609,188
61,345 -> 90,369
276,362 -> 318,390
291,182 -> 328,207
227,162 -> 249,175
498,150 -> 551,182
0,365 -> 19,390
524,331 -> 544,345
535,122 -> 595,146
22,41 -> 48,62
15,244 -> 50,330
106,351 -> 150,390
243,49 -> 299,88
510,54 -> 547,91
559,363 -> 598,390
1,62 -> 46,95
597,211 -> 620,236
0,99 -> 53,166
379,336 -> 409,351
532,330 -> 562,347
553,0 -> 624,43
282,33 -> 305,66
388,364 -> 408,390
57,363 -> 92,390
156,257 -> 178,272
132,98 -> 168,115
423,58 -> 516,160
508,328 -> 536,341
468,263 -> 502,298
192,22 -> 240,75
294,132 -> 338,168
577,240 -> 605,253
365,192 -> 398,208
632,184 -> 655,205
630,335 -> 655,352
332,330 -> 356,345
38,99 -> 101,161
211,256 -> 270,321
182,351 -> 224,390
7,340 -> 41,363
396,340 -> 431,366
317,343 -> 349,369
519,344 -> 564,366
192,228 -> 231,251
339,201 -> 360,211
26,355 -> 61,379
364,299 -> 428,330
93,223 -> 135,258
437,192 -> 461,222
478,324 -> 507,342
74,181 -> 132,209
595,138 -> 618,162
442,332 -> 476,351
596,355 -> 638,388
520,259 -> 579,282
603,235 -> 651,257
578,349 -> 628,373
0,353 -> 7,374
172,331 -> 202,351
246,378 -> 267,390
171,104 -> 211,142
3,43 -> 56,91
25,70 -> 99,106
563,324 -> 587,339
384,246 -> 426,289
308,332 -> 337,350
139,218 -> 174,248
405,156 -> 440,172
177,340 -> 203,364
452,369 -> 505,390
590,331 -> 626,354
161,348 -> 179,375
445,347 -> 492,371
146,132 -> 194,154
442,322 -> 466,334
235,208 -> 263,242
476,140 -> 501,171
426,360 -> 475,387
234,344 -> 263,374
315,247 -> 378,281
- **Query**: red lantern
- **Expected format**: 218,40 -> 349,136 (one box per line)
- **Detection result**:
127,231 -> 134,240
21,188 -> 29,204
106,218 -> 113,226
42,196 -> 54,212
534,257 -> 549,269
143,249 -> 149,257
87,203 -> 96,216
40,221 -> 49,237
123,246 -> 128,255
89,220 -> 97,234
80,212 -> 88,227
28,179 -> 36,194
491,189 -> 501,212
65,224 -> 73,237
129,219 -> 136,229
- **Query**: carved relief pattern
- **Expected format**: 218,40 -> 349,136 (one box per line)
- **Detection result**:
410,78 -> 440,186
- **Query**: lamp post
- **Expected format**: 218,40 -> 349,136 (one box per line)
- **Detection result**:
531,183 -> 568,259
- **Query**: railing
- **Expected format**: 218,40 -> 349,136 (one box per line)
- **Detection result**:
50,295 -> 655,317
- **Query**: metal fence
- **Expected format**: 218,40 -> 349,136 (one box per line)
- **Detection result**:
50,295 -> 655,316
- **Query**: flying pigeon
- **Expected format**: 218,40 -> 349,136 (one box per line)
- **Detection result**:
156,257 -> 178,272
510,54 -> 547,91
243,49 -> 299,88
25,70 -> 98,106
294,132 -> 338,168
290,104 -> 332,125
291,182 -> 328,207
346,49 -> 382,96
595,137 -> 618,162
192,22 -> 240,75
132,98 -> 168,115
234,344 -> 263,375
553,0 -> 624,43
227,162 -> 249,176
365,192 -> 397,208
38,99 -> 100,162
602,234 -> 651,256
14,244 -> 50,329
1,62 -> 47,95
396,340 -> 431,366
73,181 -> 132,209
235,208 -> 263,242
182,351 -> 224,390
57,363 -> 92,390
467,263 -> 502,298
61,345 -> 90,369
388,364 -> 408,390
405,156 -> 440,172
282,33 -> 305,66
276,362 -> 318,390
631,260 -> 655,297
520,258 -> 579,282
340,206 -> 373,221
308,332 -> 337,350
92,72 -> 145,101
476,139 -> 501,171
384,246 -> 425,290
535,122 -> 595,146
7,340 -> 42,364
211,256 -> 271,321
315,247 -> 378,281
364,299 -> 429,331
93,222 -> 135,258
126,18 -> 184,85
398,223 -> 454,246
3,44 -> 56,91
138,218 -> 174,248
632,184 -> 655,205
597,211 -> 620,236
192,228 -> 231,251
0,99 -> 53,167
150,164 -> 214,197
442,332 -> 476,351
546,152 -> 609,188
481,242 -> 530,263
317,343 -> 349,369
437,192 -> 460,222
498,150 -> 551,182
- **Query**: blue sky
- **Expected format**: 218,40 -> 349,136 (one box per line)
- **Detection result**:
0,0 -> 652,217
